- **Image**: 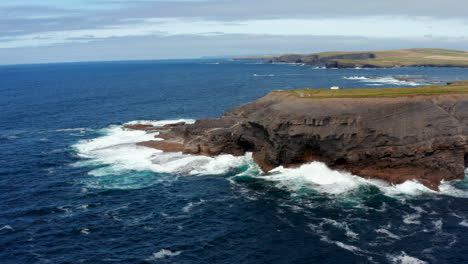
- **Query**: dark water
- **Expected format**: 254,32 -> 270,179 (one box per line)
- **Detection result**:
1,60 -> 468,263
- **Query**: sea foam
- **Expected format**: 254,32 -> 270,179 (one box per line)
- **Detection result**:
254,161 -> 467,198
343,76 -> 422,86
72,120 -> 251,189
148,249 -> 181,260
387,251 -> 427,264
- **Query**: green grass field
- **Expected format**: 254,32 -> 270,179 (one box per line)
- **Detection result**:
316,48 -> 468,67
280,81 -> 468,98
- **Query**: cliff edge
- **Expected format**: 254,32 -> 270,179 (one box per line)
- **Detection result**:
131,82 -> 468,190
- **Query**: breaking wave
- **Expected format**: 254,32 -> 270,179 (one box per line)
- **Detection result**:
147,249 -> 181,261
343,76 -> 425,86
245,161 -> 468,199
253,73 -> 275,77
387,252 -> 427,264
72,120 -> 251,189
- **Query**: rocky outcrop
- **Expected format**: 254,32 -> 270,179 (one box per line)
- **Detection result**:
135,92 -> 468,190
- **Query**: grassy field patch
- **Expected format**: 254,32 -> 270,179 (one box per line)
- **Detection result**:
280,81 -> 468,98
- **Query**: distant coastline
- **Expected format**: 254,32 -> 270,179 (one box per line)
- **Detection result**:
232,48 -> 468,69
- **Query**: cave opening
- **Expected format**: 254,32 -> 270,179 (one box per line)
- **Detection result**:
335,157 -> 348,166
237,137 -> 255,152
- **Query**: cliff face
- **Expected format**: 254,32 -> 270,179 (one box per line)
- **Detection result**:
134,92 -> 468,190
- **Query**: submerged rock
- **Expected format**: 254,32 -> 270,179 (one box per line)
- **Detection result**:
135,89 -> 468,190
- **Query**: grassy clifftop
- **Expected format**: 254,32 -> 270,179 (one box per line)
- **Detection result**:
335,48 -> 468,67
279,81 -> 468,98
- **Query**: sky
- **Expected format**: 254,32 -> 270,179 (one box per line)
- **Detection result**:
1,0 -> 468,64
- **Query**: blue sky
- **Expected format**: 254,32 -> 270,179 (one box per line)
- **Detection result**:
0,0 -> 124,9
1,0 -> 468,64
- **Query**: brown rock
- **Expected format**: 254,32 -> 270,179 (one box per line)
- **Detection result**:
124,124 -> 155,130
137,141 -> 185,152
124,122 -> 186,132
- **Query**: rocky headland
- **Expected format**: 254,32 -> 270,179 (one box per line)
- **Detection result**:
129,82 -> 468,190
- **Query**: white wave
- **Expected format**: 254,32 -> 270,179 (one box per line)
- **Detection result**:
329,240 -> 363,253
253,74 -> 275,77
460,220 -> 468,227
258,162 -> 445,197
70,133 -> 85,137
309,222 -> 374,261
387,252 -> 427,264
80,228 -> 90,235
343,76 -> 422,86
0,225 -> 14,231
73,119 -> 193,159
438,180 -> 468,198
124,119 -> 195,126
54,128 -> 88,132
322,218 -> 359,239
262,162 -> 365,194
50,127 -> 91,137
182,199 -> 205,213
148,249 -> 181,260
77,204 -> 89,210
432,219 -> 443,231
404,206 -> 426,225
72,120 -> 252,188
343,76 -> 369,80
319,234 -> 370,256
380,181 -> 436,197
375,228 -> 400,240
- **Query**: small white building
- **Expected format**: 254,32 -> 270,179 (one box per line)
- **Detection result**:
330,86 -> 340,90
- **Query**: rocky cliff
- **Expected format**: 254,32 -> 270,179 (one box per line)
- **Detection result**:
131,86 -> 468,190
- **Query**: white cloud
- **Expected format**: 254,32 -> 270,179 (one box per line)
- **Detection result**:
1,16 -> 468,48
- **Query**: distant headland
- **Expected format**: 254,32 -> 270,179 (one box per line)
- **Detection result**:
232,48 -> 468,68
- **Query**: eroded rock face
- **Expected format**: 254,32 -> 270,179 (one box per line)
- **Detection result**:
137,92 -> 468,190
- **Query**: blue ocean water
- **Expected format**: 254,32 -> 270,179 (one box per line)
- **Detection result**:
1,60 -> 468,263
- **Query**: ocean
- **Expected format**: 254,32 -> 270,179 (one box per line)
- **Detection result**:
1,59 -> 468,263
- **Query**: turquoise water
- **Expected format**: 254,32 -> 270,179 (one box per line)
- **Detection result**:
1,60 -> 468,263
